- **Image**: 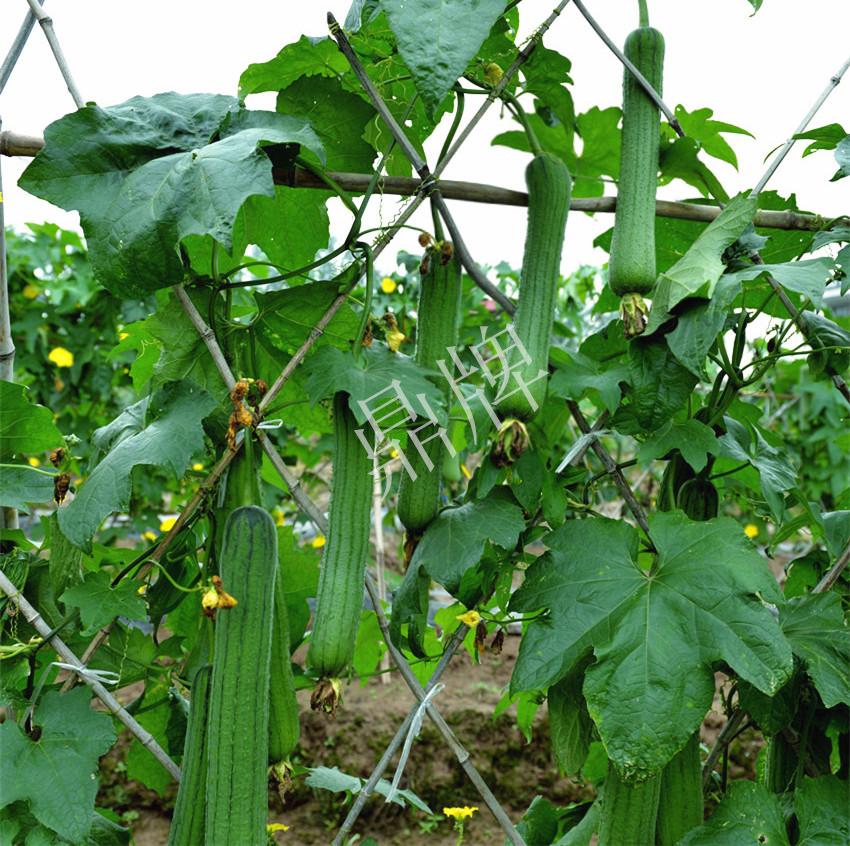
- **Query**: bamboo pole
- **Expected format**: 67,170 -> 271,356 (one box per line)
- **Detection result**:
567,401 -> 652,538
0,116 -> 18,533
331,627 -> 468,845
25,0 -> 83,109
175,243 -> 528,846
753,52 -> 850,196
572,0 -> 682,135
0,568 -> 181,780
0,0 -> 44,95
0,132 -> 828,232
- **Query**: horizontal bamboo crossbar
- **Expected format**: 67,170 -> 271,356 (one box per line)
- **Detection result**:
0,130 -> 826,232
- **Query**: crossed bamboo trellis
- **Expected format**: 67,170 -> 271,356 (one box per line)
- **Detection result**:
1,1 -> 849,844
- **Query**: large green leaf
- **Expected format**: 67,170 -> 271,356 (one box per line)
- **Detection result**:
511,513 -> 792,780
86,117 -> 323,297
232,186 -> 331,273
380,0 -> 506,115
0,688 -> 115,843
0,465 -> 55,512
650,194 -> 757,316
303,344 -> 448,426
277,525 -> 320,650
409,487 -> 525,594
6,808 -> 130,846
612,339 -> 697,435
780,592 -> 850,707
60,572 -> 147,636
679,781 -> 789,845
0,381 -> 63,460
239,36 -> 347,97
548,661 -> 594,777
276,76 -> 375,171
795,776 -> 850,846
19,93 -> 238,220
663,274 -> 741,377
681,775 -> 850,846
254,279 -> 361,355
754,191 -> 815,264
637,418 -> 719,472
548,352 -> 628,414
88,397 -> 150,464
725,257 -> 835,308
58,382 -> 217,550
388,556 -> 431,658
718,416 -> 798,520
568,107 -> 621,196
181,183 -> 331,280
520,45 -> 574,130
44,514 -> 84,603
659,135 -> 729,201
142,298 -> 225,398
20,94 -> 324,297
494,107 -> 620,197
832,135 -> 850,181
673,106 -> 752,169
798,311 -> 850,378
738,670 -> 802,736
823,510 -> 850,558
125,692 -> 174,796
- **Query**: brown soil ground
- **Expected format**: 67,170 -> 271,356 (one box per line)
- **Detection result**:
98,635 -> 762,845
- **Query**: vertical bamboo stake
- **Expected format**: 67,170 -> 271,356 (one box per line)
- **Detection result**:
0,120 -> 13,386
0,116 -> 18,532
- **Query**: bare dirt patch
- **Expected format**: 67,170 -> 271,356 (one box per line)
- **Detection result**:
100,635 -> 760,845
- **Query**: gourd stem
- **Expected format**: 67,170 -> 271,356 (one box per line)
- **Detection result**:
352,242 -> 374,361
294,155 -> 357,215
638,0 -> 649,26
504,91 -> 543,156
437,87 -> 465,168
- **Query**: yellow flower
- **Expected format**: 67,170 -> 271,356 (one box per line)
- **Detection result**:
23,283 -> 40,299
159,516 -> 177,533
266,822 -> 289,833
744,524 -> 759,539
386,327 -> 406,352
192,462 -> 204,472
137,584 -> 147,596
118,332 -> 129,341
273,510 -> 286,527
202,587 -> 219,614
311,535 -> 326,549
142,530 -> 157,542
380,276 -> 397,294
48,347 -> 74,368
390,448 -> 399,459
443,806 -> 478,820
456,610 -> 481,627
28,456 -> 41,467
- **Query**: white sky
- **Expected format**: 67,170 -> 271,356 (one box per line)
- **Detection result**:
1,0 -> 847,275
